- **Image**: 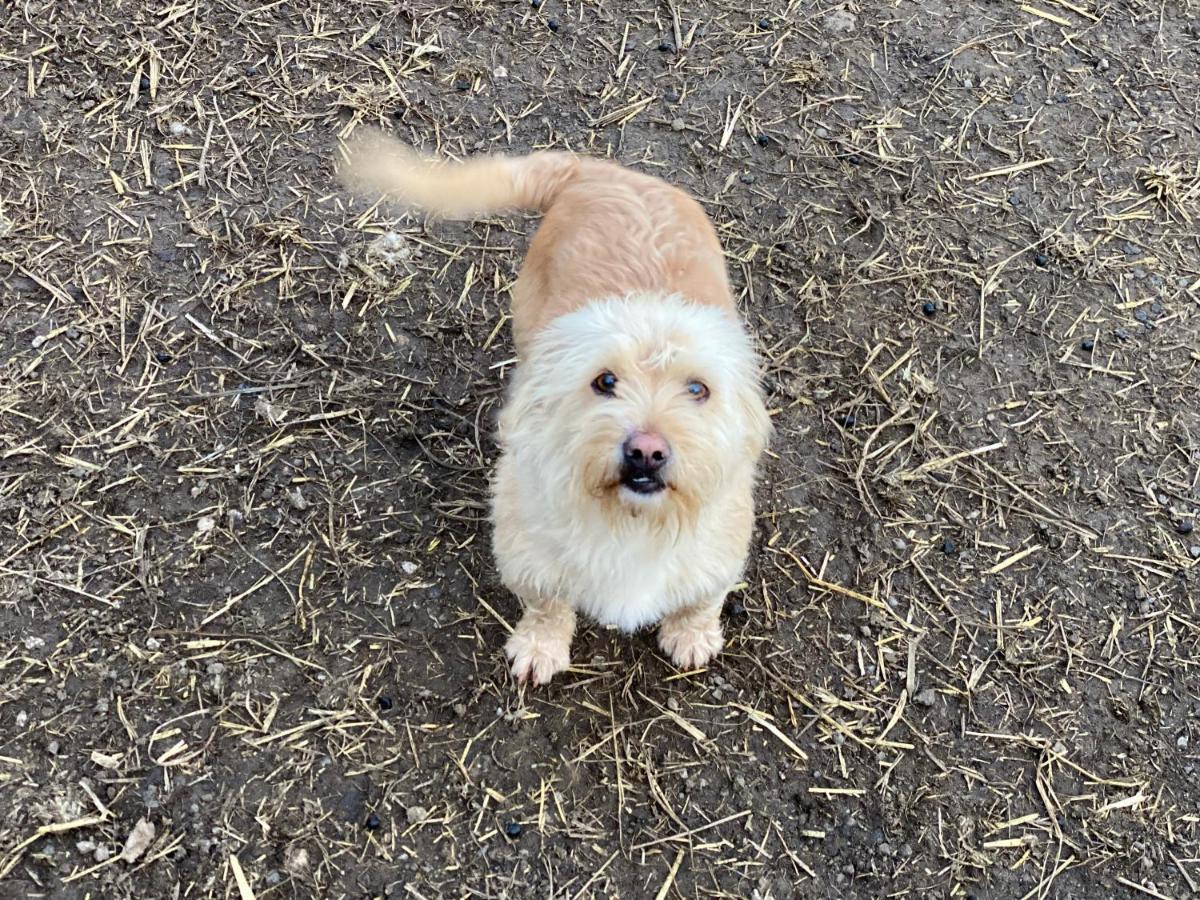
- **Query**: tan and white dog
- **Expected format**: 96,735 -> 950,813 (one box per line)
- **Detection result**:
339,132 -> 771,685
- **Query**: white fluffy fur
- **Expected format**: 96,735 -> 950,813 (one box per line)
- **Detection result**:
491,294 -> 768,634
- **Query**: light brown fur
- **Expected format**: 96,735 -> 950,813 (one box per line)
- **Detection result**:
338,132 -> 735,352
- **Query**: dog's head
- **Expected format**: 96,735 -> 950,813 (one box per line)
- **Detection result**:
499,295 -> 771,524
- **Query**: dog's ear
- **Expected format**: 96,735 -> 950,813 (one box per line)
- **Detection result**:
737,378 -> 772,462
497,364 -> 549,442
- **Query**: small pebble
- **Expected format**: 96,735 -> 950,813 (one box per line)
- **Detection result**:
823,9 -> 856,32
1095,57 -> 1110,72
739,173 -> 755,184
1114,327 -> 1131,341
1189,546 -> 1200,560
406,806 -> 429,825
921,301 -> 937,317
365,813 -> 382,830
504,822 -> 523,839
1134,308 -> 1150,323
915,688 -> 937,706
1177,520 -> 1195,535
1081,338 -> 1095,352
168,121 -> 187,137
664,91 -> 680,103
1150,302 -> 1163,315
377,696 -> 393,711
941,538 -> 957,555
671,117 -> 686,132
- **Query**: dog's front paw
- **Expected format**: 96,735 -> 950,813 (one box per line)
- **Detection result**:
505,626 -> 571,686
658,610 -> 724,670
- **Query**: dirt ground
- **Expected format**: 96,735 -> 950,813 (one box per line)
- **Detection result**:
2,0 -> 1199,897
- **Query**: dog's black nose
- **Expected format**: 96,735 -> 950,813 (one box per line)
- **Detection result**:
622,431 -> 670,472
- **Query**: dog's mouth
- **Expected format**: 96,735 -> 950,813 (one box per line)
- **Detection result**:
619,469 -> 666,496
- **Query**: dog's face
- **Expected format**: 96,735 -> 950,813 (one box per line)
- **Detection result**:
500,296 -> 771,524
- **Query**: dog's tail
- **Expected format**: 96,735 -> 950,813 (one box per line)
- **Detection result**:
337,128 -> 579,219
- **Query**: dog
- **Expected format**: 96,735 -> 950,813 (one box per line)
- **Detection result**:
338,131 -> 771,685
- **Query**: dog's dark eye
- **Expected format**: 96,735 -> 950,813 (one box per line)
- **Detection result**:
592,371 -> 618,396
686,380 -> 710,401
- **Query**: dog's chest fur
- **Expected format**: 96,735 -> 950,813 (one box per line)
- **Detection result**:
492,460 -> 750,633
565,517 -> 730,632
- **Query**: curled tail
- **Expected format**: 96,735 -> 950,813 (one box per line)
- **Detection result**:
336,128 -> 579,219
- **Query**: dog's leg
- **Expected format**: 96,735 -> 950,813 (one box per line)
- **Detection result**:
657,601 -> 725,670
505,598 -> 575,686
